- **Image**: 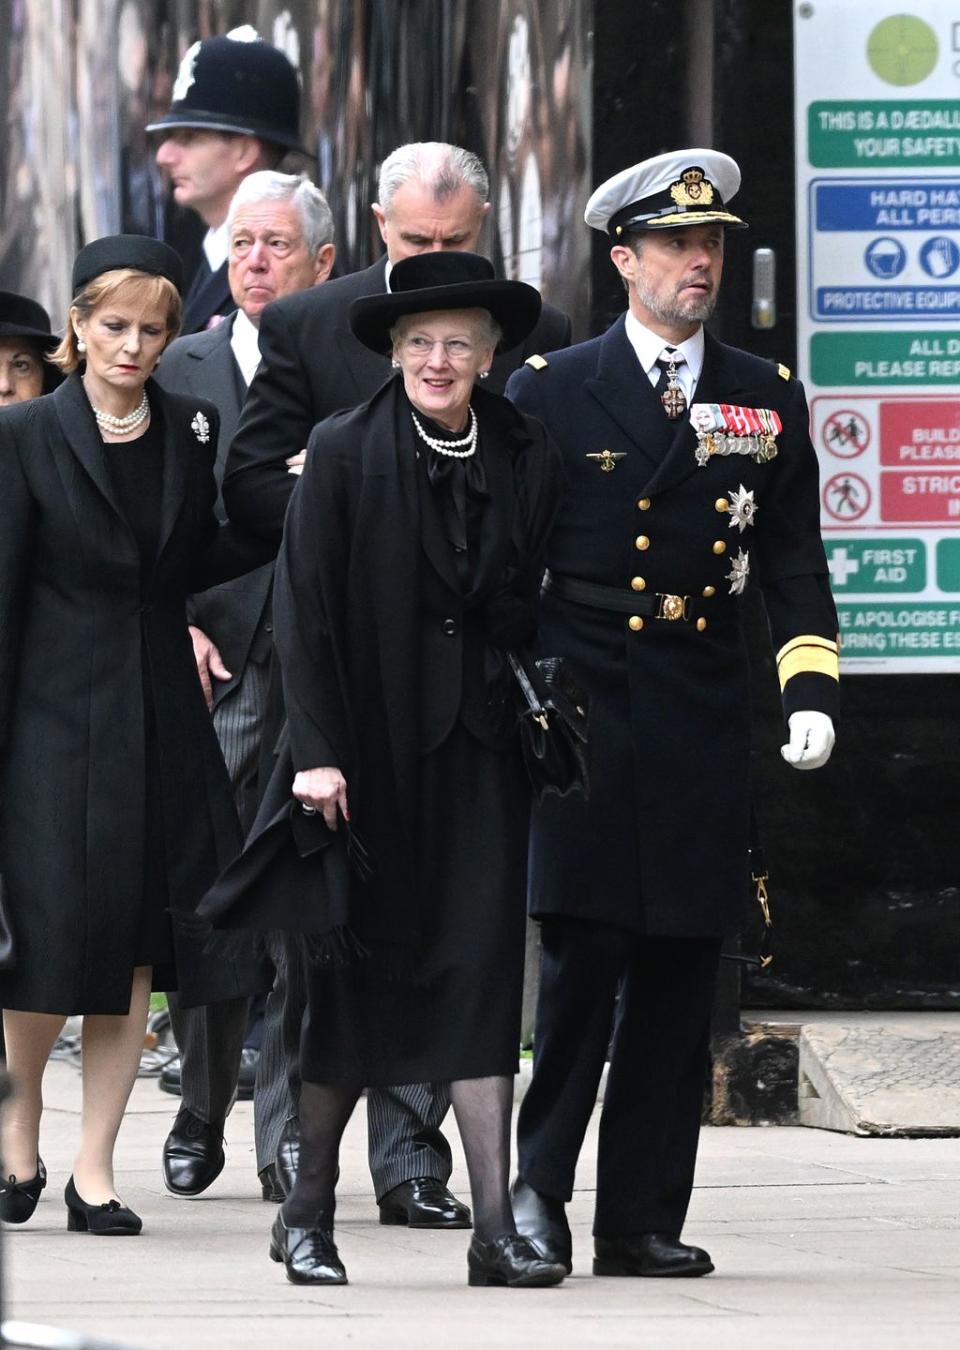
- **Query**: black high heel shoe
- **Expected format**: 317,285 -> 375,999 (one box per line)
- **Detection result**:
64,1176 -> 142,1236
0,1158 -> 47,1224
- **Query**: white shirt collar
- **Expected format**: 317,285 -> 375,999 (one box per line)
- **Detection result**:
202,222 -> 230,272
624,310 -> 705,396
384,258 -> 393,292
229,308 -> 262,387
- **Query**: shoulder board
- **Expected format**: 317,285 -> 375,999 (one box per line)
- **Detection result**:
525,354 -> 549,371
777,363 -> 792,381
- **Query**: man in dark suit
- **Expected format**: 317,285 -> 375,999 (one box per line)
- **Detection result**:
222,141 -> 571,1230
505,150 -> 839,1278
148,27 -> 307,334
154,170 -> 335,1199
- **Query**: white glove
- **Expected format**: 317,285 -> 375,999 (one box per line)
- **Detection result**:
780,710 -> 835,771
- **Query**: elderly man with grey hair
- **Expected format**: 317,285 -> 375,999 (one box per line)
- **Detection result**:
220,140 -> 571,1231
154,169 -> 335,1202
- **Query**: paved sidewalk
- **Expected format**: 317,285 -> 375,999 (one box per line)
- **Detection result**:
3,1061 -> 959,1349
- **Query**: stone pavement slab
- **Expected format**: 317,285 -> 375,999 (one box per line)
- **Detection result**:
3,1063 -> 960,1349
798,1023 -> 960,1135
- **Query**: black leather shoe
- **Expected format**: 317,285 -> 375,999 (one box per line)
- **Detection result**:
259,1164 -> 284,1203
511,1177 -> 572,1273
0,1158 -> 47,1224
378,1177 -> 471,1229
64,1176 -> 142,1236
162,1108 -> 225,1196
467,1232 -> 567,1287
236,1047 -> 259,1102
158,1056 -> 182,1096
275,1121 -> 300,1197
593,1233 -> 714,1277
269,1211 -> 347,1285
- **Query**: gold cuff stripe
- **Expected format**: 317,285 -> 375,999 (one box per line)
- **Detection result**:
777,646 -> 840,690
776,634 -> 838,664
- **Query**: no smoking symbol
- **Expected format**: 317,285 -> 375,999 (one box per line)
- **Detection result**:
823,472 -> 871,522
823,410 -> 869,459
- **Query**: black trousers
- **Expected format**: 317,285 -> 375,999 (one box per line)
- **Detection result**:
517,917 -> 722,1238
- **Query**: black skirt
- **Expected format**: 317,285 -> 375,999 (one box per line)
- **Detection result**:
300,722 -> 529,1086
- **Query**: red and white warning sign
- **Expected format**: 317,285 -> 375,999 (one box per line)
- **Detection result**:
822,409 -> 870,459
823,471 -> 872,522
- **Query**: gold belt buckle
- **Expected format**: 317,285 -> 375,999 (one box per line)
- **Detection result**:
655,593 -> 691,622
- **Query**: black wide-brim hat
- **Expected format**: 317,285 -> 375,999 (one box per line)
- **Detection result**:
0,291 -> 57,350
72,235 -> 185,297
349,252 -> 542,355
145,30 -> 307,155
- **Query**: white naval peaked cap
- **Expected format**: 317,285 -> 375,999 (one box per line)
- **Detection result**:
584,148 -> 747,237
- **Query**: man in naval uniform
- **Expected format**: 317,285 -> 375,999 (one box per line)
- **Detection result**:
148,27 -> 307,334
505,150 -> 839,1278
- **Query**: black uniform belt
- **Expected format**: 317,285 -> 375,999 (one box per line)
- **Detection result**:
543,570 -> 696,622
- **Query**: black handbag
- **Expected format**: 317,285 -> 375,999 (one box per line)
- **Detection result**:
507,651 -> 590,803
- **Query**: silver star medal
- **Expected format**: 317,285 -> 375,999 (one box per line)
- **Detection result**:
726,485 -> 757,533
191,411 -> 211,444
725,548 -> 750,595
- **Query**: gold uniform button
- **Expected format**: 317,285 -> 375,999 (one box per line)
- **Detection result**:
714,497 -> 729,512
635,535 -> 651,551
628,615 -> 644,632
631,576 -> 647,592
637,497 -> 651,511
712,540 -> 727,555
697,617 -> 708,632
702,585 -> 716,598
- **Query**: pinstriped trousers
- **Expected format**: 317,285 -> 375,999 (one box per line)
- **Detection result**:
166,654 -> 270,1125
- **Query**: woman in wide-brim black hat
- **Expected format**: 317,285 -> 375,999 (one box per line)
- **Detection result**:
0,236 -> 269,1237
218,250 -> 566,1287
0,290 -> 62,404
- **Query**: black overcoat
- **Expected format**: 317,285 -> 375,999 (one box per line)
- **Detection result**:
506,319 -> 839,939
271,375 -> 562,949
0,374 -> 269,1014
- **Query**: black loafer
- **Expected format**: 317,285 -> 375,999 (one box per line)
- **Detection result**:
259,1163 -> 284,1203
511,1177 -> 572,1272
467,1232 -> 567,1288
162,1108 -> 225,1196
269,1211 -> 347,1285
158,1056 -> 182,1097
378,1177 -> 471,1229
593,1232 -> 714,1277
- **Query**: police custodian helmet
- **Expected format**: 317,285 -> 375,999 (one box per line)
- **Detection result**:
146,26 -> 306,155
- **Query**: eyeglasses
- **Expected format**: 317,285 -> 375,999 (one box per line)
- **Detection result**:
401,335 -> 477,360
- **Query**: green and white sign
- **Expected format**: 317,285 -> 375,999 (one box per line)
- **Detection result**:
796,2 -> 960,671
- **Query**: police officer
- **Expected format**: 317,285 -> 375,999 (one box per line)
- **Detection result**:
505,150 -> 839,1278
148,27 -> 306,333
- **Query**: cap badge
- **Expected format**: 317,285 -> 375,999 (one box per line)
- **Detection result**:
586,449 -> 627,472
670,167 -> 715,209
172,41 -> 201,102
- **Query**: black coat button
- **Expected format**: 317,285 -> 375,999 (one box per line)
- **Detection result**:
442,618 -> 458,636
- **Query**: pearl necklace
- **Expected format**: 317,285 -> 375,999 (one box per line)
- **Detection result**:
84,384 -> 150,434
411,406 -> 478,459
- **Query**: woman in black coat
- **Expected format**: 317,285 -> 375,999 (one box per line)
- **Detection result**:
0,236 -> 266,1235
0,290 -> 62,404
250,252 -> 565,1289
